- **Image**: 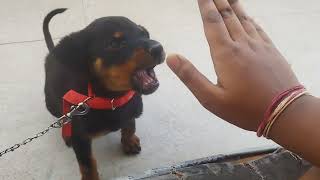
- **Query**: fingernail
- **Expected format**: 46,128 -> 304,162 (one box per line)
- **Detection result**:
167,54 -> 184,72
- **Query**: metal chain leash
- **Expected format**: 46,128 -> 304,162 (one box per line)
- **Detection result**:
0,97 -> 92,158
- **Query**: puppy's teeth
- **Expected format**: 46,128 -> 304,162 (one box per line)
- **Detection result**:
147,77 -> 153,83
143,71 -> 147,76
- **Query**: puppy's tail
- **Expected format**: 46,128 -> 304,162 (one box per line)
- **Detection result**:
43,8 -> 67,52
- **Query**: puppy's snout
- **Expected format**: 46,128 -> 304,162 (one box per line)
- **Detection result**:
147,41 -> 165,64
149,44 -> 163,57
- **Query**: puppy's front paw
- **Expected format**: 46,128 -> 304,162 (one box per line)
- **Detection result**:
79,164 -> 100,180
81,173 -> 100,180
121,134 -> 141,154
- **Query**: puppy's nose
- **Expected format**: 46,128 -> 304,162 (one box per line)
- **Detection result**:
149,43 -> 164,62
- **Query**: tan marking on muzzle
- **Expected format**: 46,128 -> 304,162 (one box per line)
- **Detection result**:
93,58 -> 103,74
93,48 -> 154,91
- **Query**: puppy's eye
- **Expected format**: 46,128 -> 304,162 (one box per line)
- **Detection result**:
109,40 -> 127,49
120,41 -> 127,48
110,40 -> 120,49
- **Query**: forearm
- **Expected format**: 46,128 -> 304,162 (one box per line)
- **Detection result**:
270,95 -> 320,166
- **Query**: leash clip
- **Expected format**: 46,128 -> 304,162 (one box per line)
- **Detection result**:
69,102 -> 90,117
66,98 -> 91,120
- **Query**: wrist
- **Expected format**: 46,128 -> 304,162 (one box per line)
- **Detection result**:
257,85 -> 306,137
268,95 -> 317,140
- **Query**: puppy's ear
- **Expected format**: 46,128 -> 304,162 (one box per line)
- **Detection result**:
52,30 -> 90,70
138,25 -> 150,38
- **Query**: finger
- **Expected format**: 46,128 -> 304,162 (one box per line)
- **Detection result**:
229,0 -> 261,40
213,0 -> 247,40
167,54 -> 223,109
198,0 -> 233,48
251,19 -> 273,44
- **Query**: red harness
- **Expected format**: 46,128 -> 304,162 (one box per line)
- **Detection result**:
62,84 -> 136,139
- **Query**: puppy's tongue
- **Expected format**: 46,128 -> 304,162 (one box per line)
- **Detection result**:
137,71 -> 153,85
132,69 -> 159,94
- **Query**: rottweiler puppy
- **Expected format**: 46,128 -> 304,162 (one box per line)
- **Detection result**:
43,8 -> 165,180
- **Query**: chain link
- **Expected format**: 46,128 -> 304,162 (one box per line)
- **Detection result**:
0,97 -> 91,158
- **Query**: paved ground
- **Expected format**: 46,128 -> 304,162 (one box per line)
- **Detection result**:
0,0 -> 318,179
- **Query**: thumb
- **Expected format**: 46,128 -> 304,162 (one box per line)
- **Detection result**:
166,54 -> 222,109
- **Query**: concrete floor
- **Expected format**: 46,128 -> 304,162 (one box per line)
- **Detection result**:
0,0 -> 319,179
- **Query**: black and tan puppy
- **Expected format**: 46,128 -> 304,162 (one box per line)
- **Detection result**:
43,8 -> 165,180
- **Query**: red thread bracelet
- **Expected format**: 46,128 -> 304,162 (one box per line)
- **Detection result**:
257,85 -> 305,137
263,89 -> 307,138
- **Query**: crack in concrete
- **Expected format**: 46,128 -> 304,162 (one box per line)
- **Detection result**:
245,163 -> 266,180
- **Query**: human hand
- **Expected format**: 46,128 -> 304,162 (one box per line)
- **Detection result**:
167,0 -> 300,131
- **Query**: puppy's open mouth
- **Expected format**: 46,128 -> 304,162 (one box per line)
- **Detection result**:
132,68 -> 159,95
